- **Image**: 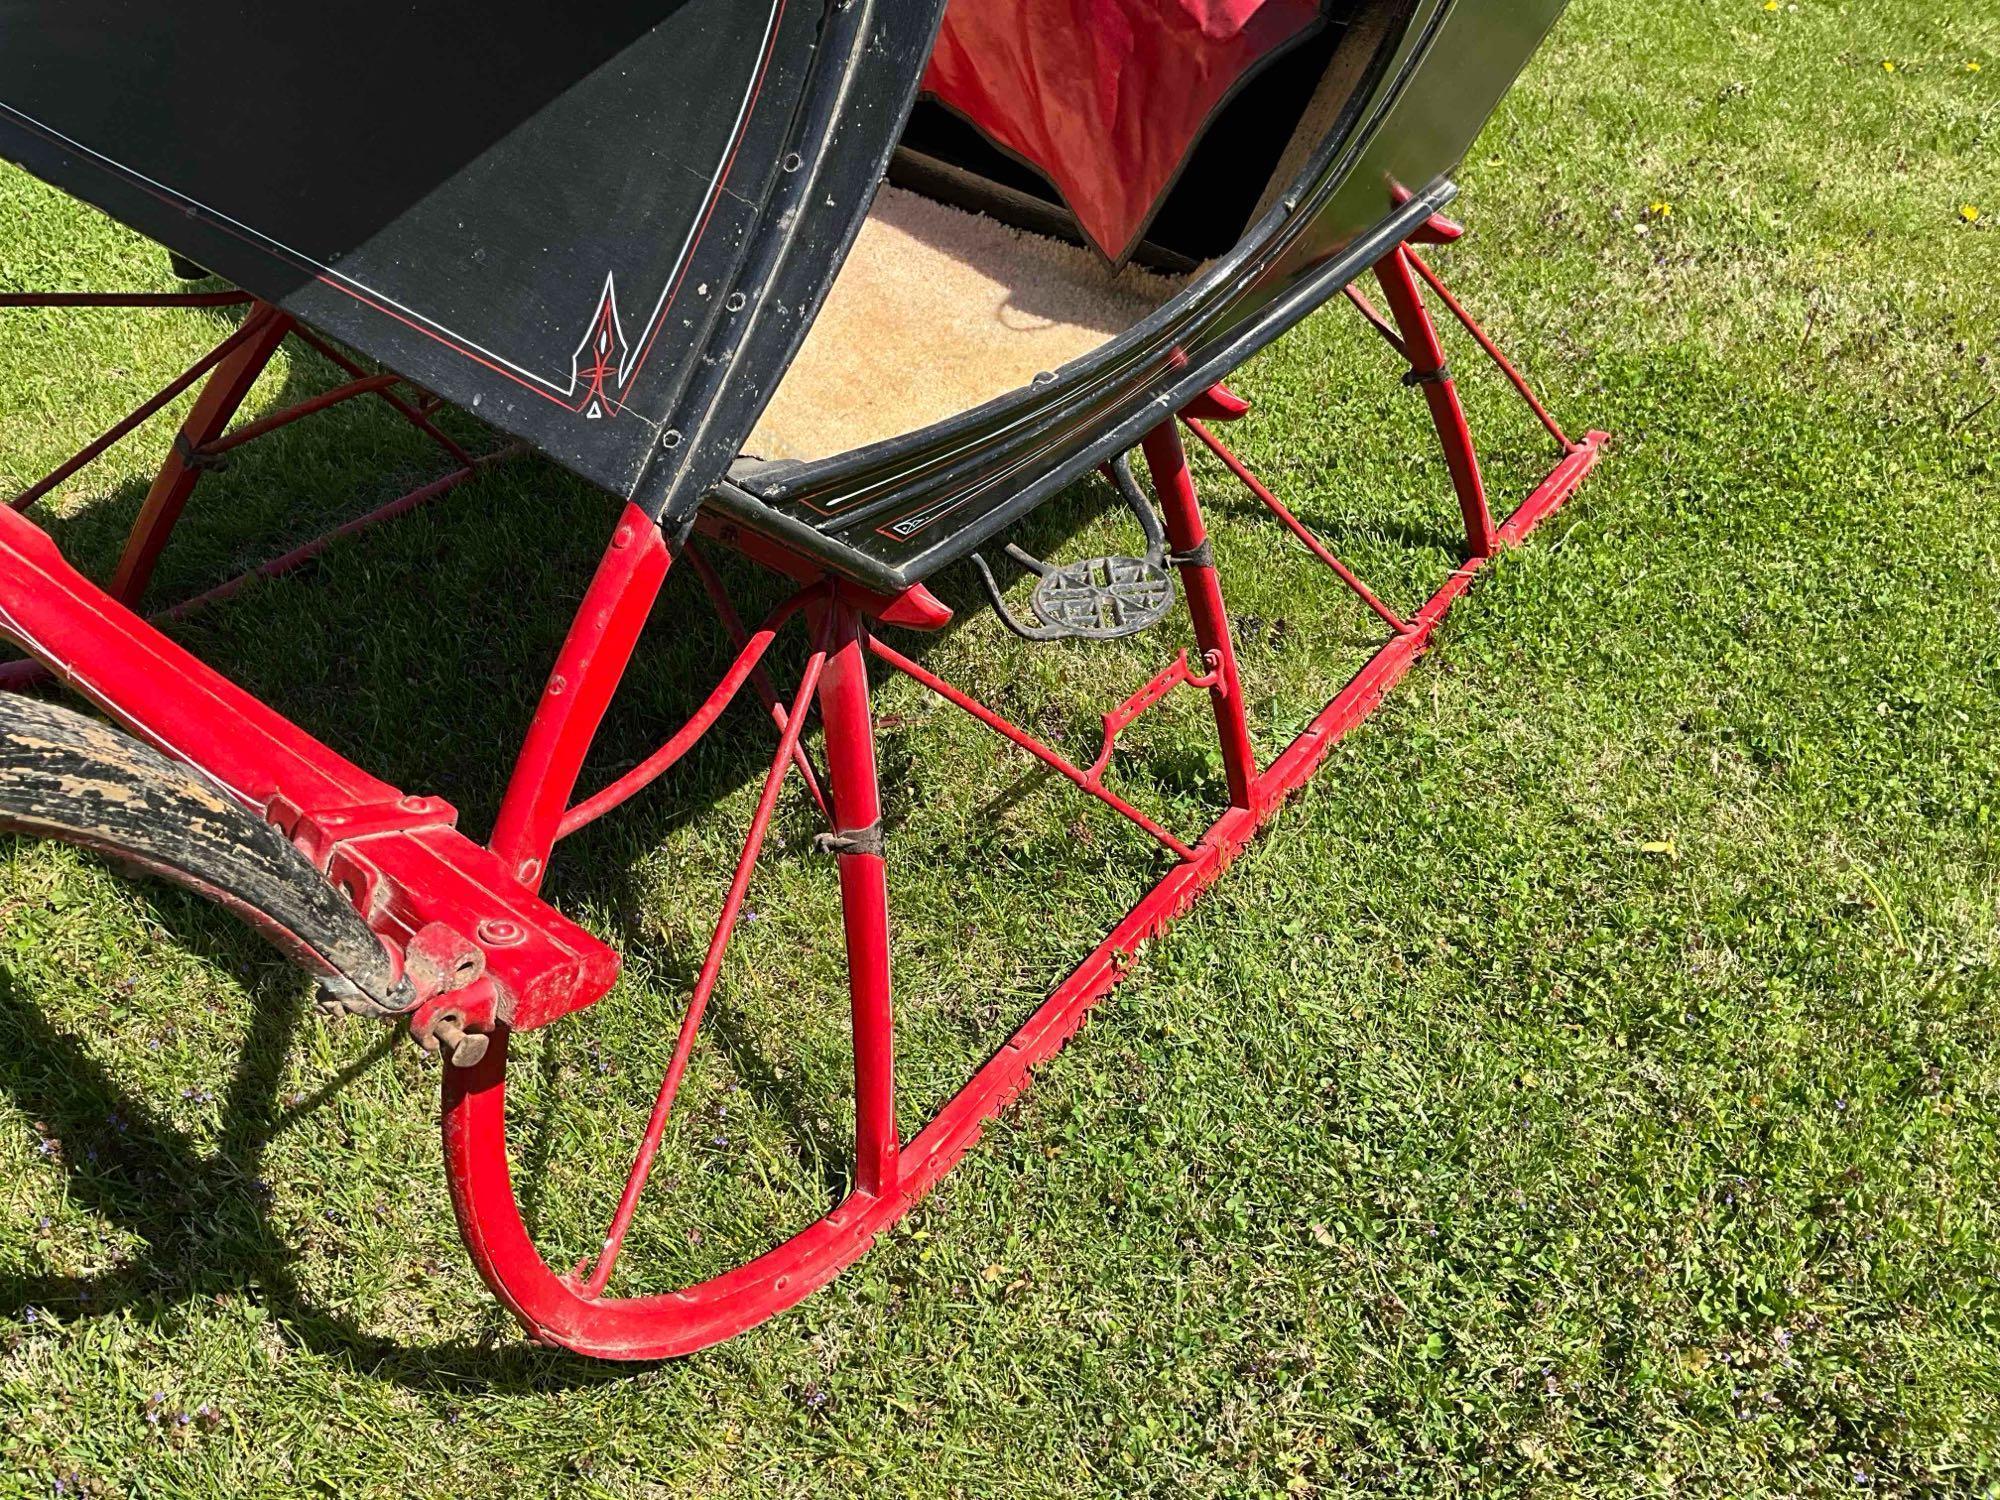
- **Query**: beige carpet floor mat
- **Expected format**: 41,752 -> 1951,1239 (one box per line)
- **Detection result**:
744,185 -> 1180,462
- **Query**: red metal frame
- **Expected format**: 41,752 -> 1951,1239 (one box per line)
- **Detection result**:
0,228 -> 1607,1357
487,506 -> 678,892
0,296 -> 520,692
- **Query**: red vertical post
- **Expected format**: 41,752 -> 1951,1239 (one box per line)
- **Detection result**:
109,306 -> 292,603
490,504 -> 674,889
816,597 -> 899,1198
1139,421 -> 1258,812
1372,246 -> 1499,560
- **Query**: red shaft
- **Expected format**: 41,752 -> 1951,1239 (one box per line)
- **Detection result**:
579,617 -> 832,1297
1372,247 -> 1499,560
489,505 -> 673,888
817,601 -> 899,1197
1139,420 -> 1258,811
107,309 -> 293,602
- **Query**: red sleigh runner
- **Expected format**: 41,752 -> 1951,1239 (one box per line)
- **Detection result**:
0,0 -> 1603,1357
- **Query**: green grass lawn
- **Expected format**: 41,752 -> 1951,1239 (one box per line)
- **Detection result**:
1,0 -> 1996,1493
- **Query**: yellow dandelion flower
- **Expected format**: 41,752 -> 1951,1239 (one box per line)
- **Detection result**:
1969,60 -> 1983,72
1883,59 -> 1896,73
1963,204 -> 1983,224
1762,1 -> 1777,10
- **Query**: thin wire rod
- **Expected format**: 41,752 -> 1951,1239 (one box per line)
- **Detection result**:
1402,247 -> 1571,450
200,372 -> 404,456
0,442 -> 526,690
1343,284 -> 1408,358
864,634 -> 1198,862
151,445 -> 523,623
7,310 -> 279,511
0,291 -> 255,308
557,582 -> 823,839
285,322 -> 475,466
1181,417 -> 1414,636
685,544 -> 833,824
579,613 -> 833,1298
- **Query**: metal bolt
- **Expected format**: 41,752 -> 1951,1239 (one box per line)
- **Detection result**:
477,918 -> 526,948
430,1016 -> 490,1069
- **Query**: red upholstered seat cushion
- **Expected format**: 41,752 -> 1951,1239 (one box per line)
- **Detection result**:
921,0 -> 1324,264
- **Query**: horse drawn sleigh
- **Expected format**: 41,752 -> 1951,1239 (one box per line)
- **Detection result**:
0,0 -> 1603,1356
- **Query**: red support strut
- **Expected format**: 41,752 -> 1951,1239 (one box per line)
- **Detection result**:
108,308 -> 293,603
817,600 -> 899,1197
489,506 -> 675,890
1139,420 -> 1259,812
1372,246 -> 1499,560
